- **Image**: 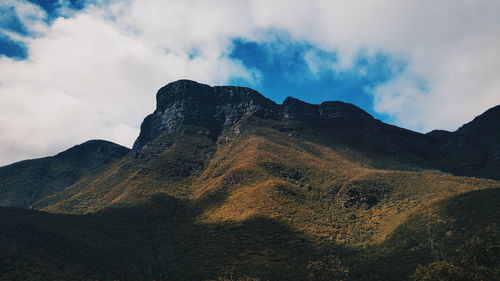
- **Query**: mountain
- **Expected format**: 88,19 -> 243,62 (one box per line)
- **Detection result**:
0,140 -> 129,208
0,80 -> 499,281
427,105 -> 500,179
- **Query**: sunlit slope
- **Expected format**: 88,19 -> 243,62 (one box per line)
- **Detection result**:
188,121 -> 498,245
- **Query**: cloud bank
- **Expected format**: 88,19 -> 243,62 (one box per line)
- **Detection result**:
1,0 -> 499,165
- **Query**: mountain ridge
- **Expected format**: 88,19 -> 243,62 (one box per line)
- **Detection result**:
0,140 -> 129,208
133,80 -> 375,152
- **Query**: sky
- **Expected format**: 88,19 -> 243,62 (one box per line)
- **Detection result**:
0,0 -> 499,166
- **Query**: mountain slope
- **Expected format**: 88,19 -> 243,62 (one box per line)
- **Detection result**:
0,140 -> 129,208
428,105 -> 500,179
0,80 -> 499,281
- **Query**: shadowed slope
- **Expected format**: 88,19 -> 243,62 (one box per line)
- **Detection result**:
0,140 -> 129,208
428,105 -> 500,179
0,195 -> 320,281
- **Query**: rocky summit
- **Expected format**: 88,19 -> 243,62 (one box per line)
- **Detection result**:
133,80 -> 280,151
133,80 -> 373,152
0,80 -> 499,281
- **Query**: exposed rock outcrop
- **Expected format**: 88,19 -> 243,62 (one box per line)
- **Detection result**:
133,79 -> 374,152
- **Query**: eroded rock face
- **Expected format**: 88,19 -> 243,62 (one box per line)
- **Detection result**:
133,80 -> 375,153
132,80 -> 280,152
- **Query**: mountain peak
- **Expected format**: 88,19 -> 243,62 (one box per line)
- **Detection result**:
133,80 -> 279,151
0,139 -> 129,208
133,80 -> 374,151
457,105 -> 500,135
155,79 -> 213,111
53,140 -> 130,165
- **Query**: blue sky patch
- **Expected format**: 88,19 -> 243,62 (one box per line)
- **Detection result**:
0,34 -> 27,59
0,5 -> 29,35
28,0 -> 86,17
229,38 -> 405,122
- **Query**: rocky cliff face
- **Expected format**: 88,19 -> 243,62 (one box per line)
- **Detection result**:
133,79 -> 374,153
132,80 -> 280,151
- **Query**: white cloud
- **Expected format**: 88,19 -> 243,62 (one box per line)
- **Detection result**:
1,0 -> 500,165
0,1 -> 257,165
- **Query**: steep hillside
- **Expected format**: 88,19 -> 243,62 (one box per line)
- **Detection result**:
0,140 -> 129,208
0,80 -> 499,281
428,105 -> 500,179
